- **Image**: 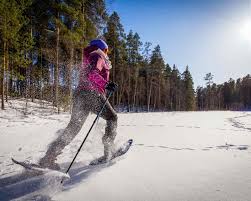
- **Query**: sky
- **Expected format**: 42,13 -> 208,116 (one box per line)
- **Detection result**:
106,0 -> 251,87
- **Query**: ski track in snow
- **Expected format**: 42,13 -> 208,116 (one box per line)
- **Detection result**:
228,113 -> 251,132
133,143 -> 249,151
1,99 -> 251,201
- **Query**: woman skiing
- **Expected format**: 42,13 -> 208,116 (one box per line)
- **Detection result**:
39,39 -> 118,170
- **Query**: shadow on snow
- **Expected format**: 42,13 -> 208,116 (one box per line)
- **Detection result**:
0,160 -> 116,201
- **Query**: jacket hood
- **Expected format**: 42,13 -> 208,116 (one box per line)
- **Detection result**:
91,48 -> 112,70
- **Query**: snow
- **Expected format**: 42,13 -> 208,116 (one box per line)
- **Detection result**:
1,99 -> 251,201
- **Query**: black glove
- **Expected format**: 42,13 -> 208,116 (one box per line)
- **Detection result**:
105,82 -> 118,92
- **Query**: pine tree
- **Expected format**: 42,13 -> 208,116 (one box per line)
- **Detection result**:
104,12 -> 127,108
149,45 -> 165,110
140,42 -> 152,109
58,0 -> 85,109
182,66 -> 195,111
163,63 -> 172,110
196,86 -> 203,110
126,31 -> 142,110
0,0 -> 31,109
170,65 -> 181,110
204,72 -> 214,109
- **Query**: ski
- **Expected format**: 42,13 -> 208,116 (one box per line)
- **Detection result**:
11,158 -> 70,179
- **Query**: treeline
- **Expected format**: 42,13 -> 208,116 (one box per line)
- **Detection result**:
197,73 -> 251,111
0,0 -> 196,112
1,1 -> 249,113
0,0 -> 108,111
104,12 -> 195,112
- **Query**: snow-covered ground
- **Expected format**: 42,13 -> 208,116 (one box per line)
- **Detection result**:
1,99 -> 251,201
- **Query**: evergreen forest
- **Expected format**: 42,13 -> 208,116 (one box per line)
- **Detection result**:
0,0 -> 250,112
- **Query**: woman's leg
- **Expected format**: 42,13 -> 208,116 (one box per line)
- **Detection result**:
91,93 -> 118,159
39,91 -> 90,169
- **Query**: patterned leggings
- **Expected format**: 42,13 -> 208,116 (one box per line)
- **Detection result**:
40,90 -> 117,164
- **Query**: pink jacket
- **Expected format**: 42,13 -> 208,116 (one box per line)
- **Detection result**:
79,48 -> 112,94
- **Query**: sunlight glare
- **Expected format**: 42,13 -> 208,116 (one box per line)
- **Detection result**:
240,18 -> 251,44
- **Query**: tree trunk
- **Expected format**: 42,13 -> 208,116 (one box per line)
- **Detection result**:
112,42 -> 116,105
5,44 -> 8,103
54,25 -> 60,113
67,47 -> 74,111
153,87 -> 157,111
132,73 -> 138,111
1,42 -> 6,109
39,48 -> 43,106
9,56 -> 13,96
31,63 -> 35,102
25,56 -> 29,115
127,67 -> 131,112
81,0 -> 86,69
147,80 -> 152,112
118,72 -> 124,106
145,74 -> 148,108
158,75 -> 161,109
30,26 -> 35,102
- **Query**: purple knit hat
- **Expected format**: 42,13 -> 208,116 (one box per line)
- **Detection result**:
89,39 -> 108,50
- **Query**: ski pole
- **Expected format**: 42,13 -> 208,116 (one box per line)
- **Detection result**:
61,90 -> 113,183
